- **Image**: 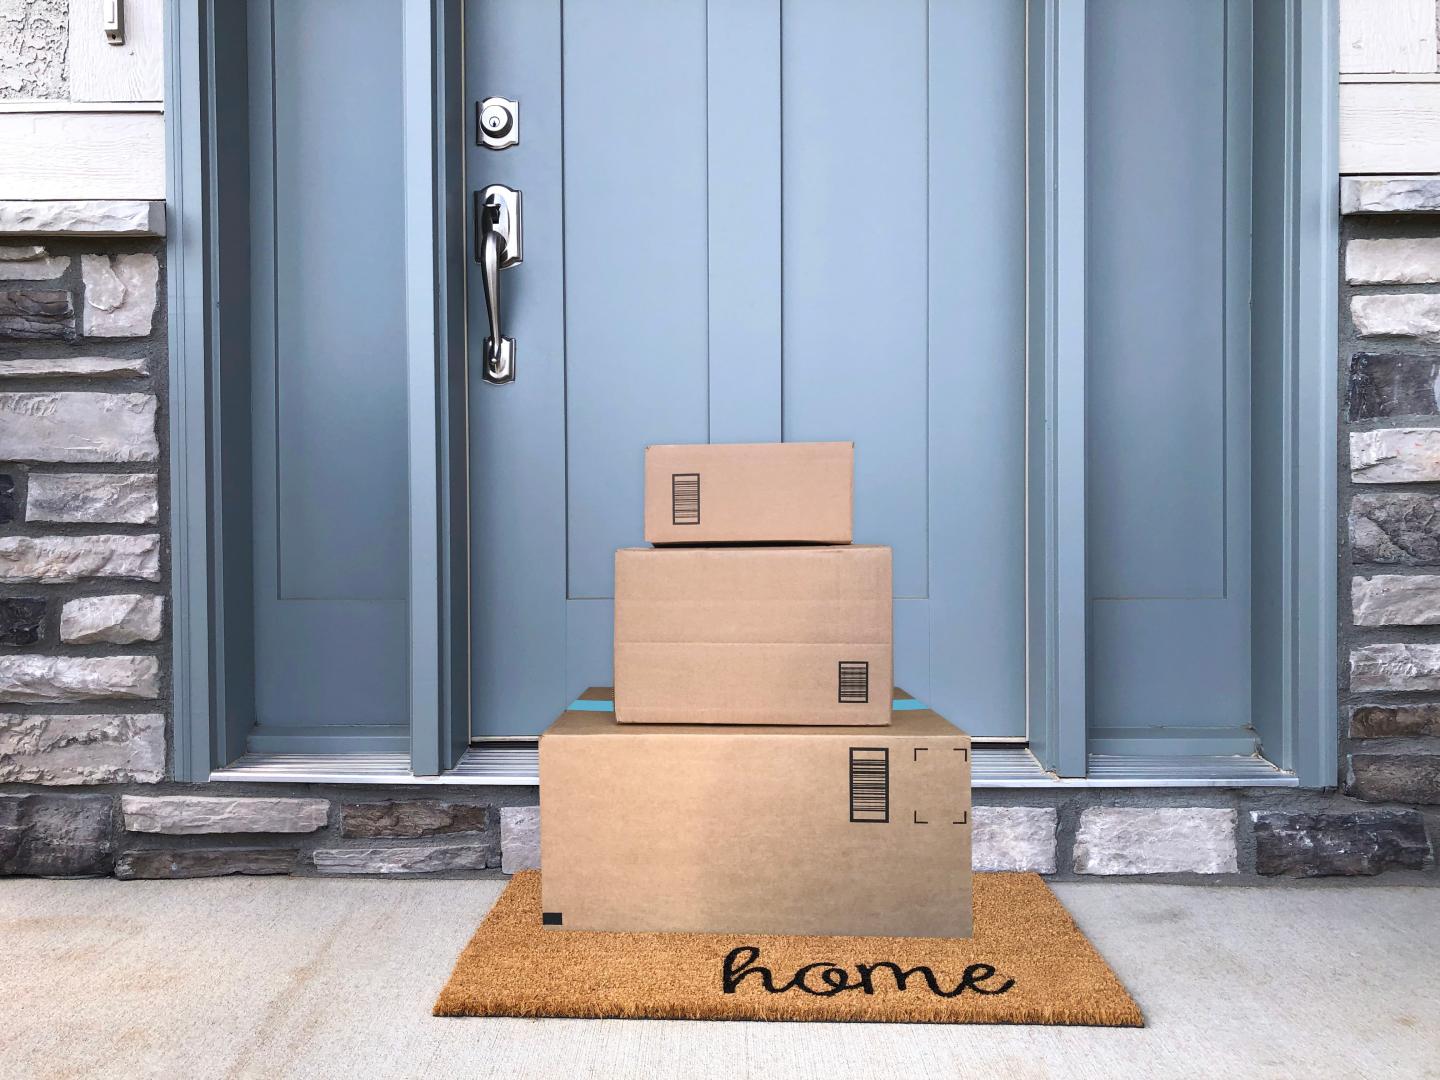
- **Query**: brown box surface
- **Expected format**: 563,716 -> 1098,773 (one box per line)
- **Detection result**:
540,690 -> 972,937
614,545 -> 892,726
644,441 -> 853,545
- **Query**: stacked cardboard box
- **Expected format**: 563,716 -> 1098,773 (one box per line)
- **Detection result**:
541,442 -> 973,938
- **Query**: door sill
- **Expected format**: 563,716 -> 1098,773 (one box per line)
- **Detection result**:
210,743 -> 1297,788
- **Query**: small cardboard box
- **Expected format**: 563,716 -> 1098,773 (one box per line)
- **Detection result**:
614,545 -> 892,726
644,441 -> 853,545
540,690 -> 972,937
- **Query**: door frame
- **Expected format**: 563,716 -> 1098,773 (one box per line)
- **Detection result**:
166,0 -> 1336,784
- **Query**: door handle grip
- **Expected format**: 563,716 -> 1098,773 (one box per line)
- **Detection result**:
475,185 -> 522,384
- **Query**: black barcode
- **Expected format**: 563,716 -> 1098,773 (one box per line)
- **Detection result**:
838,660 -> 869,703
672,473 -> 700,525
849,747 -> 889,823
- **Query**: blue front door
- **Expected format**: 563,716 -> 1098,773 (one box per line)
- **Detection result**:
465,0 -> 1028,739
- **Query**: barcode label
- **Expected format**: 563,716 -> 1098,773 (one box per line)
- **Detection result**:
849,747 -> 889,823
672,473 -> 700,525
838,660 -> 869,703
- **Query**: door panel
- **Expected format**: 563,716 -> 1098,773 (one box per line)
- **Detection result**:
1085,0 -> 1255,746
247,0 -> 409,740
467,0 -> 1027,738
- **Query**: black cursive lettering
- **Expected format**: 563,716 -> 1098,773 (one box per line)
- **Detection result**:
721,947 -> 1015,998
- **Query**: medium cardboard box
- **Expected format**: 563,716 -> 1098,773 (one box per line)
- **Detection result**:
540,689 -> 972,937
644,441 -> 853,544
614,544 -> 892,726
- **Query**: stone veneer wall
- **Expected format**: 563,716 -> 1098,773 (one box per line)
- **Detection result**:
2,190 -> 1439,885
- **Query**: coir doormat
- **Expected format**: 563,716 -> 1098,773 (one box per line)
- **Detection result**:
434,872 -> 1142,1026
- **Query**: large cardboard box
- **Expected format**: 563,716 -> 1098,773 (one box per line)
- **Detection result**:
644,441 -> 853,545
614,545 -> 892,725
540,690 -> 972,937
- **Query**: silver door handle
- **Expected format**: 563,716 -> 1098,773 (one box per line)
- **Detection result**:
475,184 -> 522,384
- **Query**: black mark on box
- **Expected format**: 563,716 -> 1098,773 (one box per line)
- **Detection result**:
849,747 -> 889,823
672,473 -> 700,525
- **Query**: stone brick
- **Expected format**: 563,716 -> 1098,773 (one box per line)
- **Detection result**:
122,796 -> 329,835
1350,493 -> 1440,565
972,806 -> 1057,873
0,245 -> 44,261
1346,238 -> 1440,285
81,254 -> 159,338
312,844 -> 500,875
1352,575 -> 1440,626
0,251 -> 69,281
1073,808 -> 1238,875
60,594 -> 163,644
501,805 -> 540,874
1351,702 -> 1440,738
0,392 -> 158,463
1348,354 -> 1440,420
1342,175 -> 1440,215
1350,643 -> 1440,692
0,473 -> 13,524
115,849 -> 300,880
0,356 -> 149,379
0,713 -> 164,785
0,795 -> 114,877
1347,753 -> 1440,805
0,655 -> 160,703
0,597 -> 44,645
341,800 -> 495,839
1352,293 -> 1440,343
0,289 -> 74,341
1252,810 -> 1431,877
26,472 -> 158,524
0,200 -> 164,236
0,534 -> 161,582
1350,429 -> 1440,484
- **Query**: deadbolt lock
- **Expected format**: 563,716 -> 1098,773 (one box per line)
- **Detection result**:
477,97 -> 519,150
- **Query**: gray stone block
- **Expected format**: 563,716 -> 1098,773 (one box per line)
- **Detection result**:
0,252 -> 69,281
0,795 -> 114,877
0,597 -> 44,646
1342,175 -> 1440,215
341,799 -> 495,839
1346,238 -> 1440,285
500,805 -> 540,874
1347,754 -> 1440,806
0,392 -> 158,463
1073,808 -> 1238,875
1348,354 -> 1440,421
1351,429 -> 1440,484
1352,575 -> 1440,626
1352,294 -> 1440,343
0,713 -> 165,784
0,356 -> 150,379
972,806 -> 1057,873
0,200 -> 165,237
81,255 -> 159,338
0,655 -> 160,703
1349,493 -> 1440,565
0,289 -> 74,341
122,796 -> 330,835
26,472 -> 158,524
1351,703 -> 1440,738
1252,810 -> 1430,877
116,848 -> 300,880
0,534 -> 161,582
312,843 -> 500,875
60,594 -> 163,644
1350,643 -> 1440,692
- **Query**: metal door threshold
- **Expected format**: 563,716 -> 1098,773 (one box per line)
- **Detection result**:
211,743 -> 1296,787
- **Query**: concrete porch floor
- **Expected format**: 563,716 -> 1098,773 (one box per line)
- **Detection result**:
0,878 -> 1436,1080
